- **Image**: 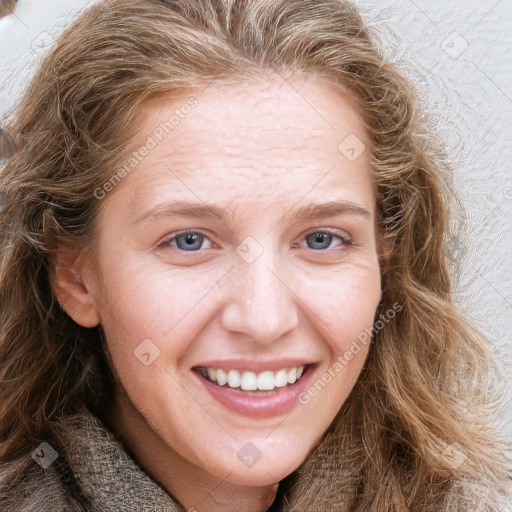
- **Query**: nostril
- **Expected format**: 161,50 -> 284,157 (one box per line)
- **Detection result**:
0,0 -> 18,20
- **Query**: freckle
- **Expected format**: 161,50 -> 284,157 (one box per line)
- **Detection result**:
223,145 -> 244,156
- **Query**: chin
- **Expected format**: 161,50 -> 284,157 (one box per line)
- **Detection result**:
222,463 -> 294,487
206,442 -> 309,487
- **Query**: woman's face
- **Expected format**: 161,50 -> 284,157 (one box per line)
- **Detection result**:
83,73 -> 382,486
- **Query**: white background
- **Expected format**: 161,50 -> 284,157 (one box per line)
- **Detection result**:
1,0 -> 511,455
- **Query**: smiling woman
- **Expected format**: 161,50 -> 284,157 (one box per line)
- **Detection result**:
0,0 -> 510,511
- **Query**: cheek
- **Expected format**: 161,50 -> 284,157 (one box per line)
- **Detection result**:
300,264 -> 382,353
292,265 -> 381,431
97,260 -> 220,356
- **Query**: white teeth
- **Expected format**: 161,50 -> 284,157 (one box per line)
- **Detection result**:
257,371 -> 275,390
201,365 -> 307,391
240,371 -> 258,391
216,369 -> 228,386
274,369 -> 288,388
228,369 -> 241,388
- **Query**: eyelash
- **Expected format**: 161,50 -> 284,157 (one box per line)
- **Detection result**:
156,229 -> 354,253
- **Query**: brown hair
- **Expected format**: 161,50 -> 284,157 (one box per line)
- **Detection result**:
1,0 -> 510,509
0,0 -> 17,19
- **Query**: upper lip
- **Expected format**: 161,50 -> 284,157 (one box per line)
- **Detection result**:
193,358 -> 316,373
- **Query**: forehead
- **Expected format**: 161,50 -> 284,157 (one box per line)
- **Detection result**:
102,73 -> 375,222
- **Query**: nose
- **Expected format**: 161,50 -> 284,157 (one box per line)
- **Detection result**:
220,245 -> 299,345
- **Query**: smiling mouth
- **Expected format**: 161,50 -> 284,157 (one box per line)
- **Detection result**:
195,365 -> 311,394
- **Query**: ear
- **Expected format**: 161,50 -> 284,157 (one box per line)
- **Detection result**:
50,249 -> 100,328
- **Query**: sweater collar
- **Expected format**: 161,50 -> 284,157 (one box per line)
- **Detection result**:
58,408 -> 328,511
60,409 -> 186,511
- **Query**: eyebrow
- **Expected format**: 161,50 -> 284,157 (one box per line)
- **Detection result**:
131,199 -> 371,228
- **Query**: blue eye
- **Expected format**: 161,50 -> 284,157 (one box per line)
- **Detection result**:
159,231 -> 213,252
157,229 -> 353,253
303,231 -> 353,250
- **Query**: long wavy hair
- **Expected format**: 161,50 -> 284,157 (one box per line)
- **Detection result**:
1,0 -> 510,509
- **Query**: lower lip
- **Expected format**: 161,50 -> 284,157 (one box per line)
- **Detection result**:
194,366 -> 316,419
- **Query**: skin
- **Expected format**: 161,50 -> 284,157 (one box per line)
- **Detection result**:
54,71 -> 383,512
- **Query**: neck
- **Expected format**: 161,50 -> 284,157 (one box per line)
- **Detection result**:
106,388 -> 279,512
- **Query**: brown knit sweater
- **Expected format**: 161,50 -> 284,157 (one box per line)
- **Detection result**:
1,408 -> 509,511
0,409 -> 186,511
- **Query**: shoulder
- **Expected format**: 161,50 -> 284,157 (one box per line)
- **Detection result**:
1,408 -> 184,512
0,450 -> 88,511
